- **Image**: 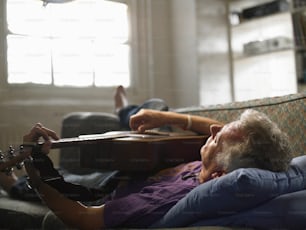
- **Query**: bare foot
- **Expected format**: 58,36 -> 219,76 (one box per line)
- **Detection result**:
0,172 -> 18,193
114,85 -> 128,114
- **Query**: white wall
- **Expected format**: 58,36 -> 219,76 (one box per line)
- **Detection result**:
113,0 -> 200,108
170,0 -> 199,108
196,0 -> 232,105
144,0 -> 230,108
141,0 -> 175,105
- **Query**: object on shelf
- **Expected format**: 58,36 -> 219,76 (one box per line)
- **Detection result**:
293,0 -> 306,9
292,10 -> 306,48
243,37 -> 293,56
296,51 -> 306,83
241,0 -> 289,21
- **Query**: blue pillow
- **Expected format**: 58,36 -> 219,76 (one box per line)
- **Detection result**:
190,190 -> 306,229
151,155 -> 306,228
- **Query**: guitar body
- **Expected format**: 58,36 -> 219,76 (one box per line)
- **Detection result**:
80,135 -> 207,172
1,131 -> 207,173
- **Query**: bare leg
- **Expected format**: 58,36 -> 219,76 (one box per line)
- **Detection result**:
0,172 -> 18,193
114,85 -> 128,114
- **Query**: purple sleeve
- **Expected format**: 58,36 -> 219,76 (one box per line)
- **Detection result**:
104,162 -> 202,228
104,183 -> 197,228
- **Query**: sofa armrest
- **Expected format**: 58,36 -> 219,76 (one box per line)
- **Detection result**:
60,112 -> 121,170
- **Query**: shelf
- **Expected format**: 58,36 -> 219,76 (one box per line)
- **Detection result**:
233,49 -> 297,101
231,11 -> 291,29
230,11 -> 293,59
292,0 -> 306,12
292,6 -> 306,13
233,48 -> 294,61
229,0 -> 291,26
292,9 -> 306,48
229,0 -> 277,12
230,1 -> 306,17
295,46 -> 306,52
228,0 -> 299,101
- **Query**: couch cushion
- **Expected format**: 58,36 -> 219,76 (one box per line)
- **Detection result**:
0,196 -> 49,229
152,155 -> 306,228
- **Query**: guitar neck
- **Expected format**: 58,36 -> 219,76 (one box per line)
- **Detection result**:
48,130 -> 195,149
48,131 -> 161,148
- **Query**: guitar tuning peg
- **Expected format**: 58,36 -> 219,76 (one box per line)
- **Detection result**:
0,150 -> 4,162
9,146 -> 14,155
16,164 -> 23,170
5,168 -> 13,175
7,145 -> 24,170
16,145 -> 24,170
0,149 -> 13,175
0,151 -> 5,165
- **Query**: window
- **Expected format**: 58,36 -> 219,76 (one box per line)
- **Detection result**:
6,0 -> 130,87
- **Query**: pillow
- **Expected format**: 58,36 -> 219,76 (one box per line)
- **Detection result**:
190,190 -> 306,229
151,155 -> 306,228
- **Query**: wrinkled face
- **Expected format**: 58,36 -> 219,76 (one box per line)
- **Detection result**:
200,121 -> 243,172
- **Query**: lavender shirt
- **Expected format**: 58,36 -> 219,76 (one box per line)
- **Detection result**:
104,161 -> 202,228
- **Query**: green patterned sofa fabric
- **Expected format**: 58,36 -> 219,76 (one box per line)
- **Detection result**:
176,93 -> 306,156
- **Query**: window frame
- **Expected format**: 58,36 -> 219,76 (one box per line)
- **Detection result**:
0,0 -> 138,101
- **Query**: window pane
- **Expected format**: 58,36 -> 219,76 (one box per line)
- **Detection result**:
52,39 -> 94,87
94,43 -> 130,87
6,0 -> 130,87
7,35 -> 52,84
47,1 -> 94,38
7,0 -> 50,36
94,1 -> 129,44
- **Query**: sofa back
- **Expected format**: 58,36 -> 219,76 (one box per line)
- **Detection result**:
177,93 -> 305,156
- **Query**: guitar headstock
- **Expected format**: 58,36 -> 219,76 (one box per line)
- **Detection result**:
0,145 -> 25,175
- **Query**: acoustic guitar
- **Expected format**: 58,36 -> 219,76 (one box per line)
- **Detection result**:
0,130 -> 207,173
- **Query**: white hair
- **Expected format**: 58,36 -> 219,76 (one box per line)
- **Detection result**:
217,109 -> 292,172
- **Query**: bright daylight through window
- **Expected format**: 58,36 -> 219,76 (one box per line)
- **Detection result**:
6,0 -> 130,87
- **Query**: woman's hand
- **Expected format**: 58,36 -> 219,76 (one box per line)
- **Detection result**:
129,109 -> 167,133
23,123 -> 59,154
